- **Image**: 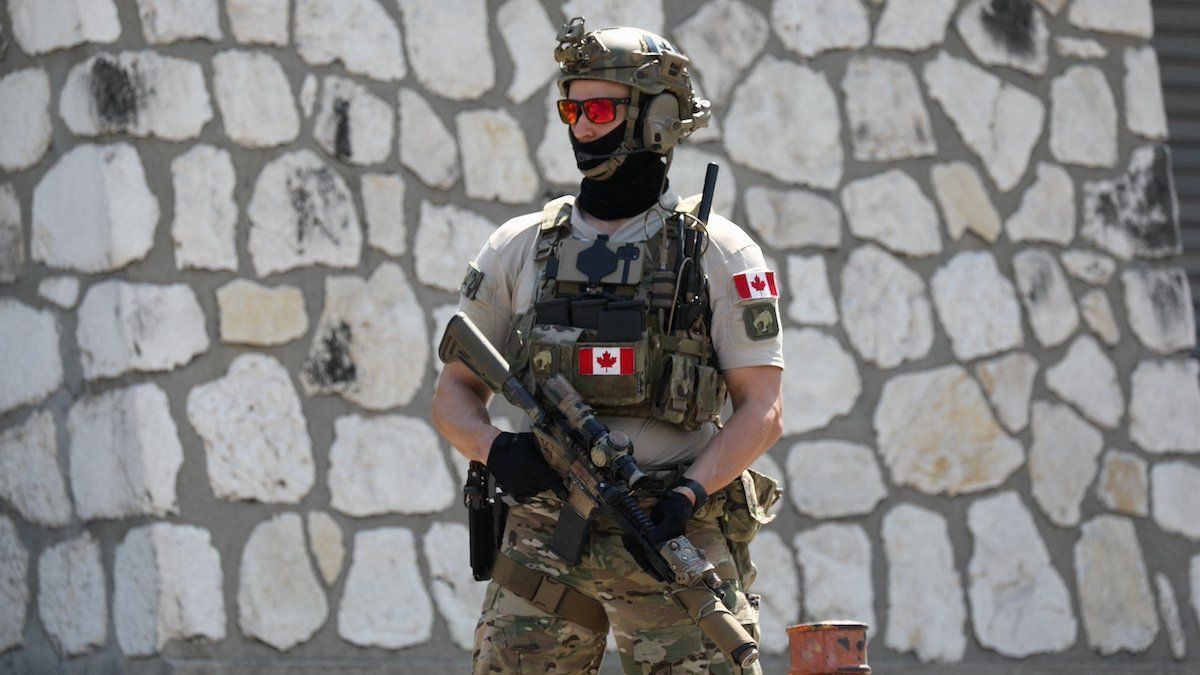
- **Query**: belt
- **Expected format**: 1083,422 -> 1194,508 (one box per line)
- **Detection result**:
492,553 -> 610,634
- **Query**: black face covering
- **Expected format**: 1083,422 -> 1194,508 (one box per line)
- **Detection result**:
571,122 -> 669,221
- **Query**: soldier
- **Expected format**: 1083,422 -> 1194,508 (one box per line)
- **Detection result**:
432,17 -> 784,674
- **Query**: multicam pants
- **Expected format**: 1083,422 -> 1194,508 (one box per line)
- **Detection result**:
472,490 -> 762,675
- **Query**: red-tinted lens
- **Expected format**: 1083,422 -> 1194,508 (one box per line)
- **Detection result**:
582,98 -> 617,124
557,99 -> 580,125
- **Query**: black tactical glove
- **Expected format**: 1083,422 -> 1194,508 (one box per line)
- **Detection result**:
486,432 -> 561,503
650,490 -> 695,544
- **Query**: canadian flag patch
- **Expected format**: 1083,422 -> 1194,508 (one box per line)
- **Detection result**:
578,347 -> 634,376
733,270 -> 778,300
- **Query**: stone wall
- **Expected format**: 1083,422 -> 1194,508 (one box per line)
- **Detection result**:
1,0 -> 1198,671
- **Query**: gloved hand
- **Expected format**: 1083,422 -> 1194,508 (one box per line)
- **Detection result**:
651,490 -> 695,544
486,432 -> 561,503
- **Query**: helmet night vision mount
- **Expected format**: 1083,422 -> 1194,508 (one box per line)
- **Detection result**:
555,17 -> 712,179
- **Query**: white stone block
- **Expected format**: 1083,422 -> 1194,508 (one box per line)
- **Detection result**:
1051,66 -> 1118,168
1129,359 -> 1200,455
794,524 -> 875,634
1124,47 -> 1168,140
1079,289 -> 1120,347
216,279 -> 308,346
187,355 -> 315,503
1006,163 -> 1075,245
967,491 -> 1077,657
875,365 -> 1023,496
1155,573 -> 1186,660
782,329 -> 861,435
930,161 -> 1000,243
32,143 -> 159,273
1061,250 -> 1116,285
785,255 -> 837,326
1075,515 -> 1158,654
423,522 -> 488,650
839,244 -> 933,368
772,0 -> 869,57
361,173 -> 406,256
874,0 -> 957,51
1155,481 -> 1200,564
415,201 -> 496,292
295,0 -> 406,80
247,150 -> 362,276
560,0 -> 665,35
7,0 -> 120,56
1028,401 -> 1104,528
0,299 -> 62,415
114,523 -> 225,656
136,0 -> 222,43
931,250 -> 1024,361
300,74 -> 317,118
212,50 -> 300,148
535,86 -> 580,187
314,75 -> 394,166
238,513 -> 327,651
974,351 -> 1037,433
339,528 -> 433,648
401,0 -> 493,100
0,411 -> 71,528
61,51 -> 212,140
955,0 -> 1049,75
76,280 -> 209,381
398,89 -> 461,189
227,0 -> 288,45
0,516 -> 28,653
1096,449 -> 1148,518
302,263 -> 429,409
725,57 -> 842,189
749,530 -> 798,655
0,184 -> 20,284
171,144 -> 237,271
883,504 -> 966,663
1056,36 -> 1107,59
1123,268 -> 1195,355
786,440 -> 886,518
1082,146 -> 1181,260
1013,248 -> 1079,348
457,109 -> 538,204
38,534 -> 106,656
1045,335 -> 1124,429
0,68 -> 52,171
923,51 -> 1043,191
36,297 -> 80,331
497,0 -> 559,103
1068,0 -> 1153,38
673,0 -> 768,105
329,415 -> 455,516
841,169 -> 942,257
841,56 -> 935,161
743,186 -> 841,250
67,383 -> 183,521
430,303 -> 458,376
307,512 -> 344,586
671,147 -> 737,217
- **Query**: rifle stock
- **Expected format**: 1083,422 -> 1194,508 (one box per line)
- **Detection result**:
439,312 -> 758,668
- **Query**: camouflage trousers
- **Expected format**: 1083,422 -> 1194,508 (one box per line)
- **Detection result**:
472,489 -> 762,674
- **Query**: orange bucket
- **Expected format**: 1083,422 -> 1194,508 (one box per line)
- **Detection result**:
786,621 -> 870,675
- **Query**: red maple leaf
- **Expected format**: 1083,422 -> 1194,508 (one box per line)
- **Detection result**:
596,351 -> 618,369
751,275 -> 766,292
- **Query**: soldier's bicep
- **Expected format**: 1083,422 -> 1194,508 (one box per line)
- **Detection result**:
709,244 -> 784,370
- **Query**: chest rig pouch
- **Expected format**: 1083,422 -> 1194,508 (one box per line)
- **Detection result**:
504,196 -> 727,431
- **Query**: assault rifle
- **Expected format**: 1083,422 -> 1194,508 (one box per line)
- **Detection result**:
439,313 -> 759,668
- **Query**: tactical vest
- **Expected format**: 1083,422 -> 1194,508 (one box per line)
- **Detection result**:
503,196 -> 727,431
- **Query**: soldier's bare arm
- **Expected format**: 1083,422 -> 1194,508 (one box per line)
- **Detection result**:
676,364 -> 783,504
432,360 -> 502,463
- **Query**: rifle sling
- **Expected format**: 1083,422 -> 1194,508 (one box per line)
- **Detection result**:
492,553 -> 610,634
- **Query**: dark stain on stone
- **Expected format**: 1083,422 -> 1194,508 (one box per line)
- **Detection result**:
1146,270 -> 1187,331
304,320 -> 357,388
982,0 -> 1034,55
1024,262 -> 1050,306
285,166 -> 348,249
90,56 -> 140,127
1085,145 -> 1180,257
854,122 -> 870,141
333,98 -> 352,159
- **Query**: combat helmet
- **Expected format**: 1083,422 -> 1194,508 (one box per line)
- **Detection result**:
555,17 -> 711,179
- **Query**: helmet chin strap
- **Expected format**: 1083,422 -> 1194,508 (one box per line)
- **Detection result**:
578,90 -> 645,181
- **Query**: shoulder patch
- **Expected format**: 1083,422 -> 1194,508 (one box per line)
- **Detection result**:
743,303 -> 780,341
733,270 -> 779,301
460,263 -> 484,300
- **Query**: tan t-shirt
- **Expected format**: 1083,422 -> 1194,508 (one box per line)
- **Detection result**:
457,195 -> 784,466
